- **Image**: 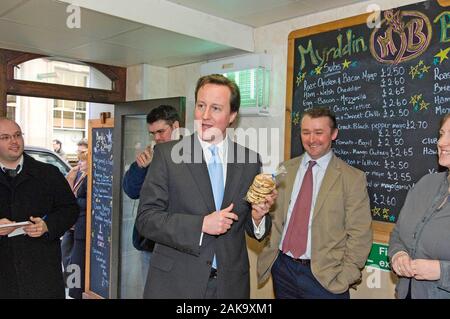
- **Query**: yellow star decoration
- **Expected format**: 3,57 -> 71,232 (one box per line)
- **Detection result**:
295,72 -> 306,86
435,47 -> 450,64
372,207 -> 381,217
292,112 -> 301,126
409,65 -> 419,79
410,95 -> 418,105
420,100 -> 429,110
314,65 -> 323,75
418,60 -> 424,66
421,64 -> 430,73
382,208 -> 390,220
342,59 -> 351,69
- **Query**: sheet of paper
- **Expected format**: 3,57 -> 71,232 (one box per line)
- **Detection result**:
0,221 -> 31,229
8,227 -> 27,237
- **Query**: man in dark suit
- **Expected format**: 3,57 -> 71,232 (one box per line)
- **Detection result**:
136,74 -> 276,299
0,118 -> 79,298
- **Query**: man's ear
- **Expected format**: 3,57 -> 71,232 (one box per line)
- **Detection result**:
229,112 -> 237,125
173,121 -> 180,129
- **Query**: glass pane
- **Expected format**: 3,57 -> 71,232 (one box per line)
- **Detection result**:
63,111 -> 74,119
224,69 -> 260,108
76,101 -> 86,111
15,58 -> 113,90
63,100 -> 77,111
6,95 -> 16,121
74,113 -> 85,129
120,114 -> 151,299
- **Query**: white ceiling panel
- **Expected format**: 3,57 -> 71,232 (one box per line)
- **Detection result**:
0,0 -> 368,67
0,19 -> 92,54
0,0 -> 29,17
167,0 -> 362,26
61,42 -> 150,66
2,0 -> 143,40
105,26 -> 233,57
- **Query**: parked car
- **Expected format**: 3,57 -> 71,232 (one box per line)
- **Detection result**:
24,146 -> 72,176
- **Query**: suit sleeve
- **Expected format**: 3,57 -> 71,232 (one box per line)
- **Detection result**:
45,165 -> 79,241
337,171 -> 373,287
136,146 -> 204,255
123,162 -> 147,199
387,184 -> 417,260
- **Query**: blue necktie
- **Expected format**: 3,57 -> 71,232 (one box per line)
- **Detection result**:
207,145 -> 224,269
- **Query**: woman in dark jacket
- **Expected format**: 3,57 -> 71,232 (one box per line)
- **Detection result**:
68,150 -> 88,299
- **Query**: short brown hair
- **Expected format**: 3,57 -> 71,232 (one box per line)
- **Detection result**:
440,114 -> 450,130
301,107 -> 337,130
195,74 -> 240,113
77,138 -> 88,148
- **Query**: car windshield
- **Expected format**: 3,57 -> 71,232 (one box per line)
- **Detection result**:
25,150 -> 70,176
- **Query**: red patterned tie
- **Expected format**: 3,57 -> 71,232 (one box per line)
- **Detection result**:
282,160 -> 316,258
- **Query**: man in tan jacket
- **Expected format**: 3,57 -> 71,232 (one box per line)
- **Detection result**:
258,107 -> 372,298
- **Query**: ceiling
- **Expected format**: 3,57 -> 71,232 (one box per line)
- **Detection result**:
167,0 -> 361,27
0,0 -> 361,68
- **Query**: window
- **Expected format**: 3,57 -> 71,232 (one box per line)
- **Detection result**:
223,67 -> 270,114
15,58 -> 112,90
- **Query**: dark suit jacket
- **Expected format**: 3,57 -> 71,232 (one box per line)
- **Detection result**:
0,154 -> 79,298
136,134 -> 271,298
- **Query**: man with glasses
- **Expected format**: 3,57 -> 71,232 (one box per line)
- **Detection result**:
123,105 -> 180,281
0,118 -> 79,298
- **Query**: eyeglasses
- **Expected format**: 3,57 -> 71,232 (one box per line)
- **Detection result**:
0,132 -> 24,142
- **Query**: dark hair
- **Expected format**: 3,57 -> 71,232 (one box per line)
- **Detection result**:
146,105 -> 180,126
77,138 -> 88,148
440,114 -> 450,129
53,139 -> 62,146
301,107 -> 337,130
195,74 -> 240,113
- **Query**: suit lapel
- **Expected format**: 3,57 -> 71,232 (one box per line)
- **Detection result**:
313,154 -> 340,220
183,135 -> 216,214
222,141 -> 243,209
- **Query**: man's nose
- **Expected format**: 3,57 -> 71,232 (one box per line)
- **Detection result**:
202,106 -> 211,119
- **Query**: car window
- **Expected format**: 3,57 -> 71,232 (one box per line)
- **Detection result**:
25,150 -> 70,176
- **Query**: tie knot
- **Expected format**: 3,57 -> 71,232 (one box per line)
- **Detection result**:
209,145 -> 218,157
308,160 -> 316,169
2,165 -> 20,177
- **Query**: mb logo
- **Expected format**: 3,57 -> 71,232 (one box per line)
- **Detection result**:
66,4 -> 81,29
65,264 -> 81,288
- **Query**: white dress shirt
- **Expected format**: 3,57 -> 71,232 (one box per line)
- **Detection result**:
197,135 -> 264,243
279,150 -> 333,259
0,155 -> 24,174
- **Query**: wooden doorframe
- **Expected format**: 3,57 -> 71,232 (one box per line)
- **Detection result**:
0,48 -> 127,116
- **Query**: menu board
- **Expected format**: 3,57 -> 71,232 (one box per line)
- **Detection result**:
287,0 -> 450,223
86,123 -> 113,299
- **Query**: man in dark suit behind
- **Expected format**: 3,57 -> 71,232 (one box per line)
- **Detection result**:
136,74 -> 276,299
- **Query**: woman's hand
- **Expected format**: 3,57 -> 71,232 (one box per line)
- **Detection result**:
391,251 -> 415,277
411,259 -> 441,280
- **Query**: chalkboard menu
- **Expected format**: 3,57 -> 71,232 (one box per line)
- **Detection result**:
288,0 -> 450,223
88,126 -> 113,298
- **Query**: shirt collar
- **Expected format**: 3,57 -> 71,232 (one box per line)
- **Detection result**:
0,155 -> 24,174
197,134 -> 228,159
301,150 -> 333,169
